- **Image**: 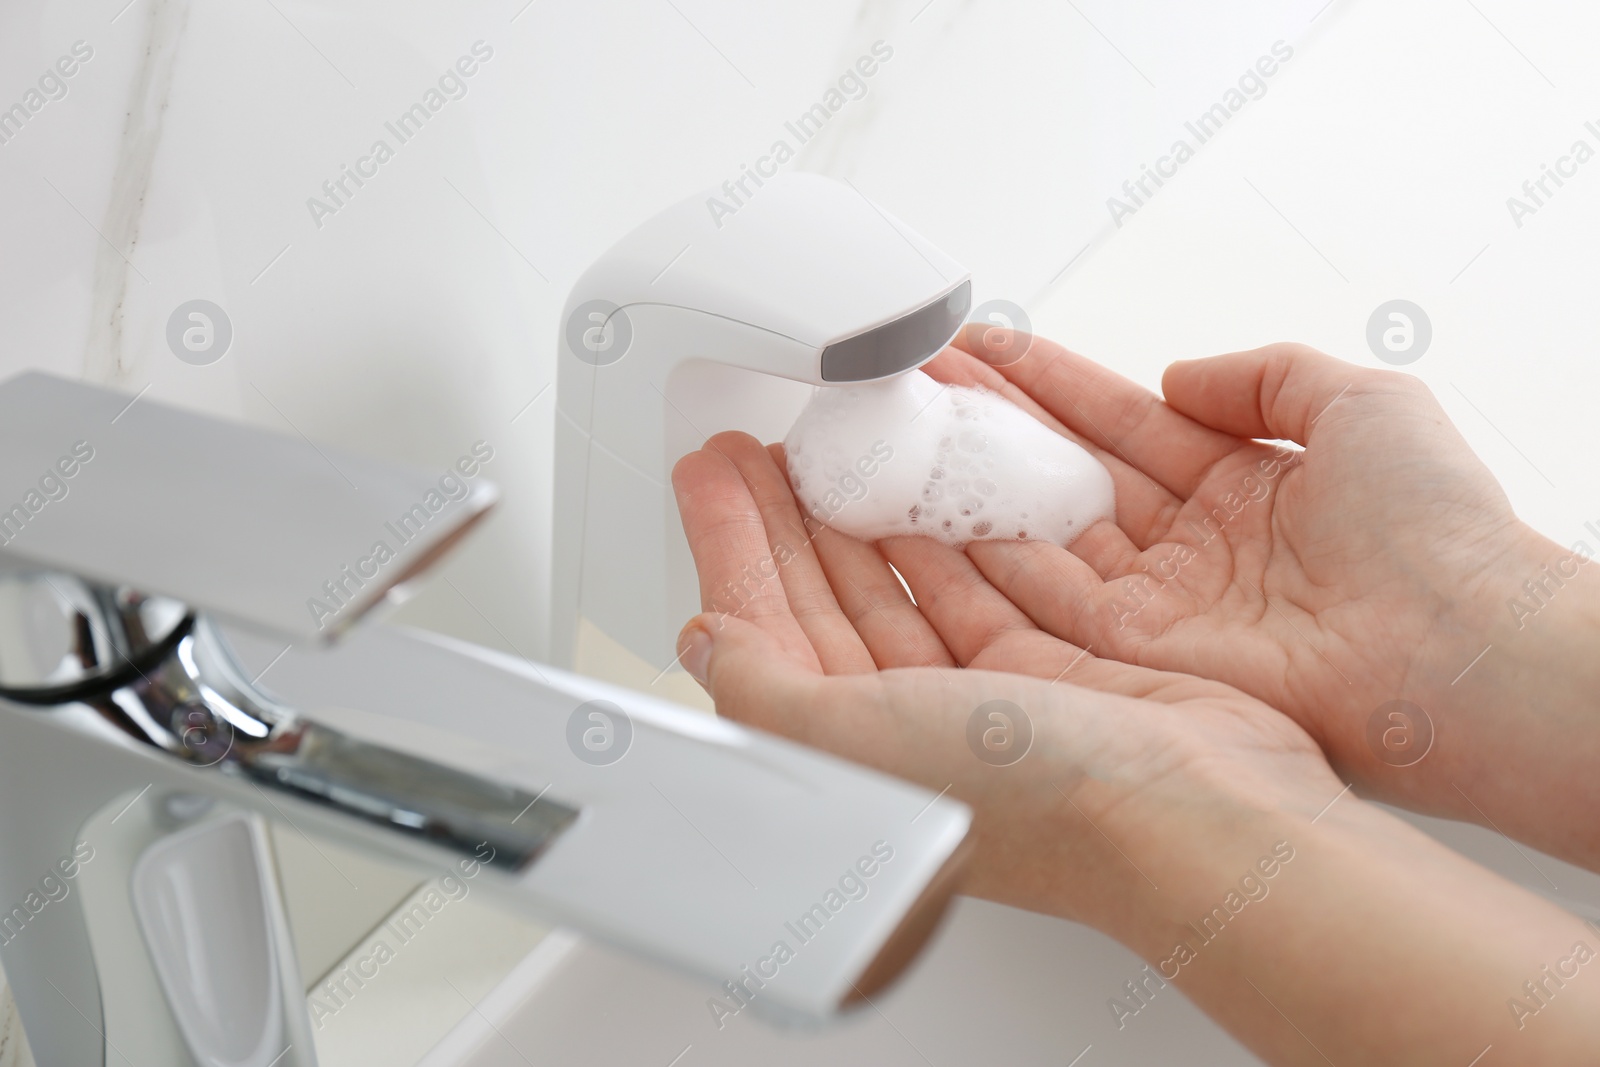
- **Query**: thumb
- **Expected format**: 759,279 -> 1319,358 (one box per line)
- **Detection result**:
677,614 -> 927,766
1162,342 -> 1424,446
677,613 -> 828,733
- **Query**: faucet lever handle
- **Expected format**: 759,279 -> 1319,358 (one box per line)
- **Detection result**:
0,372 -> 495,643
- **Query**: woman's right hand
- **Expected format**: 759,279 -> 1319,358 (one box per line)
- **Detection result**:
926,335 -> 1600,869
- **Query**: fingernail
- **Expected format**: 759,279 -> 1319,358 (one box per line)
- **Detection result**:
678,623 -> 713,690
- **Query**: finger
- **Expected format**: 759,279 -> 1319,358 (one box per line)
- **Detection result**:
677,612 -> 972,789
961,536 -> 1189,660
1161,343 -> 1407,445
962,538 -> 1105,646
961,632 -> 1199,703
878,535 -> 1040,667
671,441 -> 820,671
952,325 -> 1240,499
783,447 -> 956,670
1063,517 -> 1146,581
675,613 -> 1014,800
708,433 -> 876,675
921,348 -> 1181,549
676,613 -> 859,751
880,536 -> 1113,684
963,627 -> 1098,682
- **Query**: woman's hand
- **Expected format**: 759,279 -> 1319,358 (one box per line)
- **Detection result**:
922,333 -> 1600,868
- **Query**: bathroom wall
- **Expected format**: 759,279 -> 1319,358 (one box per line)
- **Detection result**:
1035,0 -> 1600,544
0,0 -> 1333,667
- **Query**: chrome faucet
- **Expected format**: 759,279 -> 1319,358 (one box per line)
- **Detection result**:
0,372 -> 972,1066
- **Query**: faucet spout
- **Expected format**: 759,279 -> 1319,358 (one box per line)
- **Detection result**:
146,612 -> 581,869
0,369 -> 974,1064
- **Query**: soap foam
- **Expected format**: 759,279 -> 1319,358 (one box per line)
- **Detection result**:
784,370 -> 1114,547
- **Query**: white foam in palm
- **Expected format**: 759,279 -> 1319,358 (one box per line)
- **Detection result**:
784,370 -> 1114,547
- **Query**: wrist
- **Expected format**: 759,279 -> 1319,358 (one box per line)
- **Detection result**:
1070,755 -> 1345,956
1129,795 -> 1600,1062
1400,523 -> 1600,864
1111,805 -> 1309,966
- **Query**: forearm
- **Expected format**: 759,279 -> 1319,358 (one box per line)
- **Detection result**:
1400,527 -> 1600,868
1103,797 -> 1600,1065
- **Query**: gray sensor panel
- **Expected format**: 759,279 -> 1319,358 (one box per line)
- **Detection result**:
819,280 -> 973,383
